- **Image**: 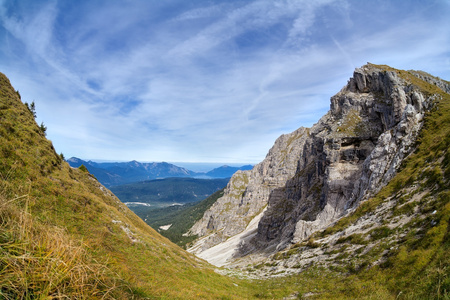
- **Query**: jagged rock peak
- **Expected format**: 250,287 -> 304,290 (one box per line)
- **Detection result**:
187,64 -> 449,266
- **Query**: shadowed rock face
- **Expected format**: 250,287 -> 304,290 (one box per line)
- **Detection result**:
188,64 -> 450,263
188,126 -> 310,253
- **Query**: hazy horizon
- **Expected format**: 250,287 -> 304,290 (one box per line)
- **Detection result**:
70,157 -> 254,173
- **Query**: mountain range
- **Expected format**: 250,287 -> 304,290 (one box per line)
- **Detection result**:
1,64 -> 449,299
66,157 -> 252,187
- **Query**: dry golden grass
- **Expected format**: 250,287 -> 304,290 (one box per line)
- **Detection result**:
0,193 -> 122,299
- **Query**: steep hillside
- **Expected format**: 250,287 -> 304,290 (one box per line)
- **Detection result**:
187,64 -> 450,273
0,72 -> 253,299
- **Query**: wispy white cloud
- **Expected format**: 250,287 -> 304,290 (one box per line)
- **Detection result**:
0,0 -> 449,163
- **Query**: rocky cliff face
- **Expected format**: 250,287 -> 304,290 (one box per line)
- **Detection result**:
188,64 -> 450,265
188,126 -> 309,258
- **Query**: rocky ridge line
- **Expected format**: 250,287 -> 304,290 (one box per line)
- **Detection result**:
187,64 -> 450,266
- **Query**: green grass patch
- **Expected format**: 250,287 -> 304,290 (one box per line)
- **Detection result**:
336,233 -> 368,245
369,226 -> 394,240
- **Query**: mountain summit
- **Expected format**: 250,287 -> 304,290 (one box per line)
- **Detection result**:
187,64 -> 450,272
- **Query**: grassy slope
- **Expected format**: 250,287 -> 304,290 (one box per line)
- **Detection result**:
0,72 -> 255,299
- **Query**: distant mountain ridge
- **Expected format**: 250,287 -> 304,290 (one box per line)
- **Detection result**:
66,157 -> 252,187
205,165 -> 253,178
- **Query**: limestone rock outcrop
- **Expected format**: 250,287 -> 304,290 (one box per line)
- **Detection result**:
188,126 -> 309,254
188,64 -> 450,265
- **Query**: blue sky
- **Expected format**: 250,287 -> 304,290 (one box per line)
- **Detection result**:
1,0 -> 449,163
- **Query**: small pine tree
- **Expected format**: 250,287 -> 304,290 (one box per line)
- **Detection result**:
78,164 -> 88,173
30,101 -> 37,118
25,101 -> 37,118
40,122 -> 47,136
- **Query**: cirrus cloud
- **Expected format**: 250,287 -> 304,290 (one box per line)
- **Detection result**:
0,0 -> 449,163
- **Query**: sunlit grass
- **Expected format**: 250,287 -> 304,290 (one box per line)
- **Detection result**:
0,193 -> 121,299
